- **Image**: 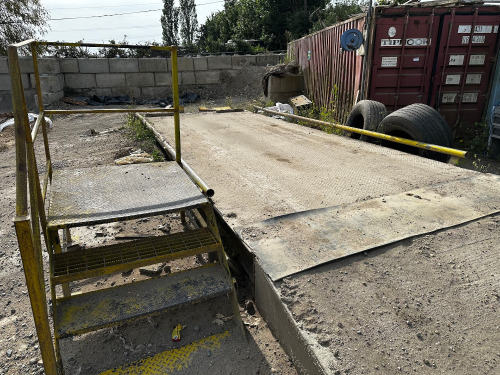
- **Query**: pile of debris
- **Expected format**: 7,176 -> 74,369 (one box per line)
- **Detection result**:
61,92 -> 201,107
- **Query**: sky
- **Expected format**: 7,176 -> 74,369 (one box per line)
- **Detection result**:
40,0 -> 225,44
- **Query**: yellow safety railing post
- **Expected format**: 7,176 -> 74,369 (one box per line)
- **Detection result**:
9,43 -> 59,375
171,47 -> 182,164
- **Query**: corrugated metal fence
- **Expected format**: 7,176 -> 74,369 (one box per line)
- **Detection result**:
288,14 -> 366,123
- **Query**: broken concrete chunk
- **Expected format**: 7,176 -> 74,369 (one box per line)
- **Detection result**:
115,153 -> 153,165
139,265 -> 163,277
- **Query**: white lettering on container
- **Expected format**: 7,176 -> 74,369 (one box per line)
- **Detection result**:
442,93 -> 457,103
473,25 -> 493,33
466,74 -> 482,85
458,25 -> 493,33
458,25 -> 471,33
381,39 -> 402,46
381,56 -> 398,67
445,75 -> 461,85
405,38 -> 428,46
462,93 -> 478,103
462,35 -> 485,44
469,54 -> 485,65
449,55 -> 465,66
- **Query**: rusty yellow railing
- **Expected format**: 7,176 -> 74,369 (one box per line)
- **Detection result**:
254,105 -> 467,159
10,40 -> 183,374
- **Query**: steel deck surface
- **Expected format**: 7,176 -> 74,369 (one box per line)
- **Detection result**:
150,112 -> 496,279
48,162 -> 207,229
239,174 -> 500,280
151,112 -> 478,228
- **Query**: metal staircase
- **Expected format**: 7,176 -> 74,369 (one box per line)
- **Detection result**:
9,40 -> 243,375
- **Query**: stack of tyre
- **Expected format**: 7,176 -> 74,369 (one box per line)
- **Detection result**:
346,101 -> 453,162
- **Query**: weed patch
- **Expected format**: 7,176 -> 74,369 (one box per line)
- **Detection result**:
125,115 -> 164,162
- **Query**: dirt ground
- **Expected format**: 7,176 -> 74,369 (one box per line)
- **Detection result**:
0,112 -> 296,375
279,213 -> 500,374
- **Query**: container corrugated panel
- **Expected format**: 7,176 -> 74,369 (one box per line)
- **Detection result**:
370,4 -> 500,135
369,9 -> 439,109
430,10 -> 500,134
288,15 -> 366,123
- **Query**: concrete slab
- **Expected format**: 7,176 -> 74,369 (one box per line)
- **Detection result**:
78,59 -> 109,73
149,112 -> 500,375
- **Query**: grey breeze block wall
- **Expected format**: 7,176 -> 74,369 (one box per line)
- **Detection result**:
0,54 -> 284,112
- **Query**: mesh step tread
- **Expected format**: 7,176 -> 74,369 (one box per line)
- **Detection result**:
55,264 -> 231,339
52,228 -> 220,284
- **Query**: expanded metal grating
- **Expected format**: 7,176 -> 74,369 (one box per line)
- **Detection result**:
52,228 -> 220,284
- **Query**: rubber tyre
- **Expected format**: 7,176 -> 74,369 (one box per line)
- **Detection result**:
378,103 -> 452,162
345,100 -> 387,141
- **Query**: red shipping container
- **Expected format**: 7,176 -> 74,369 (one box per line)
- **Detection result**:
289,3 -> 500,135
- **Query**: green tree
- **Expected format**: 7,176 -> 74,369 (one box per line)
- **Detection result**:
179,0 -> 198,47
310,0 -> 364,33
161,0 -> 179,46
0,0 -> 49,55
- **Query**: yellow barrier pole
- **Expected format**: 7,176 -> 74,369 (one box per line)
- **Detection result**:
254,106 -> 467,159
9,43 -> 59,375
171,47 -> 181,164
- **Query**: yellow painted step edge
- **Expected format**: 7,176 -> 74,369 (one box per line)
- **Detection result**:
99,330 -> 230,375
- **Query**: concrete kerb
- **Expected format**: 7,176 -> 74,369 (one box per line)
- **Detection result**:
193,57 -> 208,71
195,71 -> 221,85
65,73 -> 97,89
38,59 -> 61,74
154,73 -> 173,86
96,73 -> 126,88
176,57 -> 194,72
180,72 -> 196,85
254,263 -> 327,375
232,55 -> 257,69
30,75 -> 65,93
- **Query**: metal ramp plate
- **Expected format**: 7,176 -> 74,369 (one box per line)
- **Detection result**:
239,174 -> 500,281
48,162 -> 207,229
52,228 -> 220,284
55,264 -> 231,339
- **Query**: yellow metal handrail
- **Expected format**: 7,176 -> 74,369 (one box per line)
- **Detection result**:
10,39 -> 184,375
254,105 -> 467,159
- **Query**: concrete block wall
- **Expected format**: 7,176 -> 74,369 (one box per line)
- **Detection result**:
0,57 -> 64,112
0,53 -> 284,112
267,75 -> 305,104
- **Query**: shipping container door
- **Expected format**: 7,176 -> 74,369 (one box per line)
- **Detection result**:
430,13 -> 500,133
369,13 -> 439,110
